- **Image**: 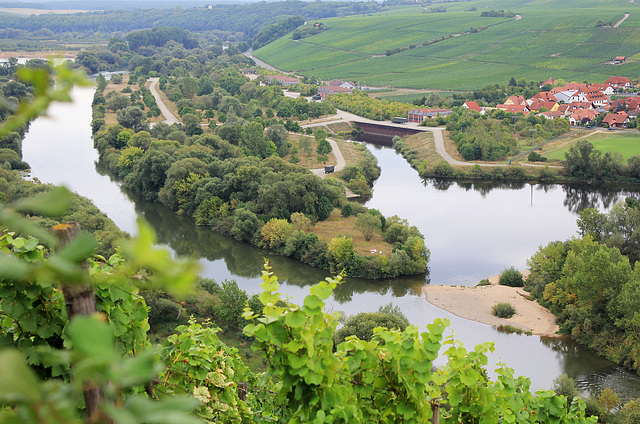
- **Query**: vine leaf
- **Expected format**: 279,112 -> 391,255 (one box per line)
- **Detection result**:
0,349 -> 43,403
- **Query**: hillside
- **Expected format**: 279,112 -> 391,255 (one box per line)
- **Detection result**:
254,0 -> 640,90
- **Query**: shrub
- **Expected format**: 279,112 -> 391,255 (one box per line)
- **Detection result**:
499,266 -> 524,287
492,302 -> 516,318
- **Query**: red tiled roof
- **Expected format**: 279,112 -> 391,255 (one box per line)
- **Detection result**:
463,101 -> 483,112
605,76 -> 631,85
603,111 -> 629,125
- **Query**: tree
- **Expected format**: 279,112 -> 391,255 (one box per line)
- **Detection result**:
106,94 -> 131,112
116,106 -> 148,131
355,212 -> 381,241
333,311 -> 409,345
328,236 -> 354,269
260,218 -> 293,249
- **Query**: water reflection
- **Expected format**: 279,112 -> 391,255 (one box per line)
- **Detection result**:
540,336 -> 640,401
562,184 -> 639,213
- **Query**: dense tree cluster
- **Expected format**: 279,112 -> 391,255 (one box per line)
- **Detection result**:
0,1 -> 384,39
445,108 -> 569,161
525,200 -> 640,373
562,139 -> 640,183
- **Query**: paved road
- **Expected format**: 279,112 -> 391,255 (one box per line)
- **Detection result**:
149,77 -> 179,125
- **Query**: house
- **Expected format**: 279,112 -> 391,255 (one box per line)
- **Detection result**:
567,102 -> 594,113
266,75 -> 301,86
328,79 -> 356,89
407,108 -> 452,122
602,111 -> 630,128
538,110 -> 566,120
462,101 -> 485,114
569,90 -> 589,103
552,90 -> 577,104
610,97 -> 640,112
530,91 -> 557,102
317,85 -> 352,100
563,82 -> 588,92
569,109 -> 600,126
585,91 -> 608,107
556,103 -> 570,116
613,56 -> 626,64
587,83 -> 614,96
504,95 -> 526,106
540,77 -> 556,87
528,98 -> 558,112
605,76 -> 633,89
496,104 -> 530,115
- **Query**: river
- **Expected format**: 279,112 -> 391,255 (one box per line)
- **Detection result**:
21,85 -> 640,400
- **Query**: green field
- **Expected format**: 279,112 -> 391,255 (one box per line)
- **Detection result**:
255,0 -> 640,90
544,132 -> 640,161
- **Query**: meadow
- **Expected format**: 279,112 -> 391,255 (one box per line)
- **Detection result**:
254,0 -> 640,90
542,131 -> 640,162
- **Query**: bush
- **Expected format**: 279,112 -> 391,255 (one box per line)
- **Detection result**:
499,266 -> 524,287
492,302 -> 516,318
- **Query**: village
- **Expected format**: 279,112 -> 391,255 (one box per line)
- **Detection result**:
262,71 -> 640,130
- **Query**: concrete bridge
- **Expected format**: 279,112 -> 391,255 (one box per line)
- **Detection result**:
354,121 -> 426,139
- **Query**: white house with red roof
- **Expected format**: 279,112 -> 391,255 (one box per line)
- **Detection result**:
462,101 -> 485,114
605,76 -> 633,89
588,83 -> 614,96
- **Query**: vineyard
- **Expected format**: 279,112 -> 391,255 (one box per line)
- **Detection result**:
254,0 -> 640,90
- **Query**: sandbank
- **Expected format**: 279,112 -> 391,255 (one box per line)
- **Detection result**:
423,273 -> 559,336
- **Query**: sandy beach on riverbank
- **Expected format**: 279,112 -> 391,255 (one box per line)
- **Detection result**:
423,273 -> 559,336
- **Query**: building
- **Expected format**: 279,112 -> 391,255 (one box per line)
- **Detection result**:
504,95 -> 526,106
462,101 -> 485,114
602,111 -> 630,128
613,56 -> 626,64
407,108 -> 452,122
605,76 -> 633,89
496,104 -> 530,115
317,85 -> 352,100
266,75 -> 300,86
569,109 -> 599,126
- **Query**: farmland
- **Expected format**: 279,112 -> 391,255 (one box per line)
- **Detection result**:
542,131 -> 640,162
254,0 -> 640,90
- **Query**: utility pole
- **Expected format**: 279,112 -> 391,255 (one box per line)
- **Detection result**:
529,128 -> 537,151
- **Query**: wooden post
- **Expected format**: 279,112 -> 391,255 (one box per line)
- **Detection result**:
52,222 -> 106,424
238,382 -> 248,402
430,400 -> 440,424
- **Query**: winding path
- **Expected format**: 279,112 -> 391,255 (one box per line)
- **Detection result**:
149,77 -> 179,125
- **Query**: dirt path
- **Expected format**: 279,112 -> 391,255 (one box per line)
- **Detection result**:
148,77 -> 179,125
614,12 -> 630,27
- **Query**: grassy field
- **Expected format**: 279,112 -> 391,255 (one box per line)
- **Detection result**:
313,209 -> 393,258
542,131 -> 640,162
254,0 -> 640,90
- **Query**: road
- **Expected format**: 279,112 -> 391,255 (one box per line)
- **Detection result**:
310,138 -> 346,178
149,77 -> 179,125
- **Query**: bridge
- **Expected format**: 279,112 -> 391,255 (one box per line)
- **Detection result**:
354,121 -> 427,145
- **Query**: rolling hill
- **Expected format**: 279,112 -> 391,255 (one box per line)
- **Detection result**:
253,0 -> 640,90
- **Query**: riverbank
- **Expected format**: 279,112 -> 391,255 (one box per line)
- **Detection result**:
423,273 -> 559,336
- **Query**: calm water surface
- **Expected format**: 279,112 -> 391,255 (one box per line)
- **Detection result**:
21,86 -> 640,399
